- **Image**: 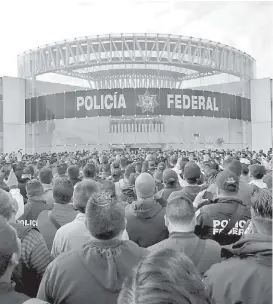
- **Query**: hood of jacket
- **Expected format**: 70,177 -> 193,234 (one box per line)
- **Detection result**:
129,199 -> 163,219
223,233 -> 272,264
42,183 -> 53,193
79,239 -> 146,291
181,185 -> 202,202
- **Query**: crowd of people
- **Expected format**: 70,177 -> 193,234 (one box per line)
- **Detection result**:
0,147 -> 272,304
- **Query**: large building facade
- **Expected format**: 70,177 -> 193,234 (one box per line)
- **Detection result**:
0,34 -> 272,153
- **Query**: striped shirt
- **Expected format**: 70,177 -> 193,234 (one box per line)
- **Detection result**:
21,229 -> 52,277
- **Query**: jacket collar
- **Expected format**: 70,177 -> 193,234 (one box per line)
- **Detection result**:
169,231 -> 196,238
222,233 -> 272,264
131,199 -> 162,219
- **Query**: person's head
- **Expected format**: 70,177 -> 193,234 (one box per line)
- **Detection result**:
118,248 -> 211,304
102,164 -> 111,174
124,164 -> 135,181
0,189 -> 18,222
165,196 -> 195,232
83,163 -> 97,179
215,170 -> 239,197
241,164 -> 249,176
26,179 -> 46,201
169,155 -> 178,168
57,163 -> 67,176
153,170 -> 163,183
67,165 -> 80,180
53,177 -> 74,204
263,173 -> 272,189
85,191 -> 125,240
163,169 -> 178,187
223,158 -> 242,177
183,161 -> 201,185
135,162 -> 142,174
157,162 -> 166,171
0,215 -> 21,281
249,164 -> 266,180
120,157 -> 128,170
22,166 -> 34,180
39,167 -> 53,185
251,189 -> 272,234
73,180 -> 100,213
135,173 -> 156,200
13,163 -> 24,180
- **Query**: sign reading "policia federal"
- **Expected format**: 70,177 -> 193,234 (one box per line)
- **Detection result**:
25,88 -> 251,123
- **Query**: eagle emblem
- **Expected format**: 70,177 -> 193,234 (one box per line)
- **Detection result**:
137,90 -> 159,113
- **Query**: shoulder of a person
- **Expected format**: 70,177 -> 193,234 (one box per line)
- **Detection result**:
23,299 -> 50,304
203,238 -> 222,254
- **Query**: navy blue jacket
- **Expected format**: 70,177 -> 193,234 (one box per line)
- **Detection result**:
204,230 -> 272,304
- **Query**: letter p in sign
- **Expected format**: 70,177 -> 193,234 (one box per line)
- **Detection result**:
77,97 -> 84,111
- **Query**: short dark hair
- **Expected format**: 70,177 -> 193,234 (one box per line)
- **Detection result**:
118,249 -> 210,304
85,191 -> 125,240
53,177 -> 74,204
83,163 -> 96,178
73,180 -> 100,213
39,168 -> 53,184
57,163 -> 67,175
0,215 -> 18,277
251,189 -> 272,219
166,196 -> 195,224
67,165 -> 80,179
241,164 -> 249,176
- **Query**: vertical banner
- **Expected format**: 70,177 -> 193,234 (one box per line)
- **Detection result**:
37,96 -> 47,122
30,97 -> 37,123
229,94 -> 237,119
54,93 -> 65,119
46,94 -> 56,121
212,92 -> 222,119
25,99 -> 31,123
65,91 -> 75,119
236,95 -> 242,120
221,93 -> 230,119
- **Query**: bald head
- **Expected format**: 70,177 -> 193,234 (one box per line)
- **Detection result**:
135,173 -> 156,199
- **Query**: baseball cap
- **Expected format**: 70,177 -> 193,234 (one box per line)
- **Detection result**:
224,158 -> 242,177
249,164 -> 266,178
163,169 -> 178,184
183,161 -> 201,180
216,171 -> 239,192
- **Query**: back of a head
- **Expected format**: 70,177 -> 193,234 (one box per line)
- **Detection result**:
67,165 -> 80,179
0,189 -> 17,221
223,158 -> 242,177
118,248 -> 210,304
135,173 -> 156,199
85,191 -> 125,240
57,163 -> 67,176
53,177 -> 74,204
83,163 -> 97,179
249,164 -> 266,180
241,164 -> 249,176
39,167 -> 53,184
216,170 -> 239,195
0,215 -> 19,277
73,179 -> 100,213
251,188 -> 272,219
166,196 -> 195,225
163,169 -> 178,186
183,161 -> 201,184
120,157 -> 128,169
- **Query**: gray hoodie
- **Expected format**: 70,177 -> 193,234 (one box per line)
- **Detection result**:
37,239 -> 147,304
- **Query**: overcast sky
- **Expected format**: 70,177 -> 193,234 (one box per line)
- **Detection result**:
0,0 -> 272,78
